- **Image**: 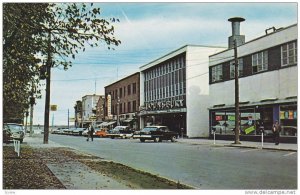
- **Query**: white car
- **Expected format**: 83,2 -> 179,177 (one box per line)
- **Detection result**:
107,126 -> 134,139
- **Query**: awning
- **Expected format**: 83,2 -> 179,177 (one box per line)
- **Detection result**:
123,118 -> 133,123
98,122 -> 108,127
106,121 -> 116,126
208,97 -> 297,111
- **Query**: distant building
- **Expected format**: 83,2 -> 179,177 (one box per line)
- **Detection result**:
96,95 -> 105,122
209,21 -> 297,141
81,94 -> 102,127
139,45 -> 225,137
74,100 -> 82,127
104,72 -> 140,130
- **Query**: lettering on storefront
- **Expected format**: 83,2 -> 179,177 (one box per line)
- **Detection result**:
145,99 -> 184,111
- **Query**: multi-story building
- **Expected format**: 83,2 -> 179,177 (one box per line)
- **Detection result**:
139,45 -> 225,137
104,72 -> 140,130
208,19 -> 297,141
74,100 -> 82,127
81,94 -> 102,127
96,95 -> 105,122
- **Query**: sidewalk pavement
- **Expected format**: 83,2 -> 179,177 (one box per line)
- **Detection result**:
20,134 -> 130,189
177,138 -> 298,152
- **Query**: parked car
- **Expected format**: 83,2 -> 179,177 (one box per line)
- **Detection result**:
95,128 -> 108,137
107,126 -> 134,139
282,126 -> 297,136
62,128 -> 73,135
133,126 -> 178,143
51,128 -> 63,134
4,123 -> 25,143
82,129 -> 89,136
72,128 -> 86,136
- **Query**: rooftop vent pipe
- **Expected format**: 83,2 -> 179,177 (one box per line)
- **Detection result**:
228,17 -> 245,49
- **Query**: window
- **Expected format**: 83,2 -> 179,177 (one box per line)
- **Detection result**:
128,102 -> 131,113
281,41 -> 297,66
211,64 -> 223,82
133,83 -> 137,94
119,88 -> 122,98
133,101 -> 136,112
128,84 -> 131,95
252,51 -> 268,73
230,58 -> 243,79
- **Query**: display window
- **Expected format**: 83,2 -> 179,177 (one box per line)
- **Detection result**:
280,105 -> 297,136
211,104 -> 297,137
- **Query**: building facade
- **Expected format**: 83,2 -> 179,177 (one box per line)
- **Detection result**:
139,45 -> 225,137
81,94 -> 102,127
104,72 -> 140,130
96,95 -> 105,122
74,100 -> 82,128
209,23 -> 297,140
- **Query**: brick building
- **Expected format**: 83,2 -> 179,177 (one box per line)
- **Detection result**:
104,72 -> 140,130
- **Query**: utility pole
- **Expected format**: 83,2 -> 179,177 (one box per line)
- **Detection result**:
234,40 -> 241,144
68,109 -> 70,129
228,17 -> 245,144
29,82 -> 35,137
44,30 -> 52,144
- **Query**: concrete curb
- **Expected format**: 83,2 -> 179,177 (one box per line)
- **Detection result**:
177,140 -> 297,152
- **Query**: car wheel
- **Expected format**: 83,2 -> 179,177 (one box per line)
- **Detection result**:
140,138 -> 145,142
171,136 -> 176,142
20,139 -> 23,143
154,137 -> 160,142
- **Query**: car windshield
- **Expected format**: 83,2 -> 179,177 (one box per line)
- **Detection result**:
142,127 -> 158,132
7,124 -> 23,132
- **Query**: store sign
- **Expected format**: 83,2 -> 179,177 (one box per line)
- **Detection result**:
107,95 -> 112,116
50,105 -> 57,111
145,99 -> 184,111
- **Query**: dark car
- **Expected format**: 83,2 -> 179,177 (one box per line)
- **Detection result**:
4,123 -> 25,143
133,126 -> 178,143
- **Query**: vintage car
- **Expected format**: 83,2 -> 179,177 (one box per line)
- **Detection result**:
4,123 -> 25,143
72,128 -> 86,136
95,128 -> 109,137
107,126 -> 134,139
133,125 -> 178,143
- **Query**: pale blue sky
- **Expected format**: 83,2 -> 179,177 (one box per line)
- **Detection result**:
33,2 -> 297,125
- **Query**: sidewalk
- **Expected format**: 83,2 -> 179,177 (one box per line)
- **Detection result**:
20,134 -> 130,189
177,138 -> 298,152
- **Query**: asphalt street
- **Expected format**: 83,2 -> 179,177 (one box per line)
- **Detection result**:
47,134 -> 297,189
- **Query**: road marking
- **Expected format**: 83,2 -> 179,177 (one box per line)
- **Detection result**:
240,148 -> 260,153
283,152 -> 296,157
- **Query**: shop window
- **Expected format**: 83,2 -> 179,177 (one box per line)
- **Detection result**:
280,105 -> 297,136
252,50 -> 268,73
211,64 -> 223,82
281,41 -> 297,67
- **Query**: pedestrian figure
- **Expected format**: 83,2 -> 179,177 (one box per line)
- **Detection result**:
86,124 -> 94,141
272,120 -> 281,145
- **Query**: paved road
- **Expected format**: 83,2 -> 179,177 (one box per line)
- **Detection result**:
48,134 -> 297,189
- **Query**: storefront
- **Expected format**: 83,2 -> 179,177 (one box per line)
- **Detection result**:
140,109 -> 187,136
209,101 -> 297,138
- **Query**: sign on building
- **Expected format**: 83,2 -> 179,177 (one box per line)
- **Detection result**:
50,105 -> 57,111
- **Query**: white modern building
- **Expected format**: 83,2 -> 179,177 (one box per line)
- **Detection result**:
209,20 -> 297,140
81,94 -> 102,126
139,45 -> 225,137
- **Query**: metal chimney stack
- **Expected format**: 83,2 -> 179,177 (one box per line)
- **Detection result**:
228,17 -> 245,49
